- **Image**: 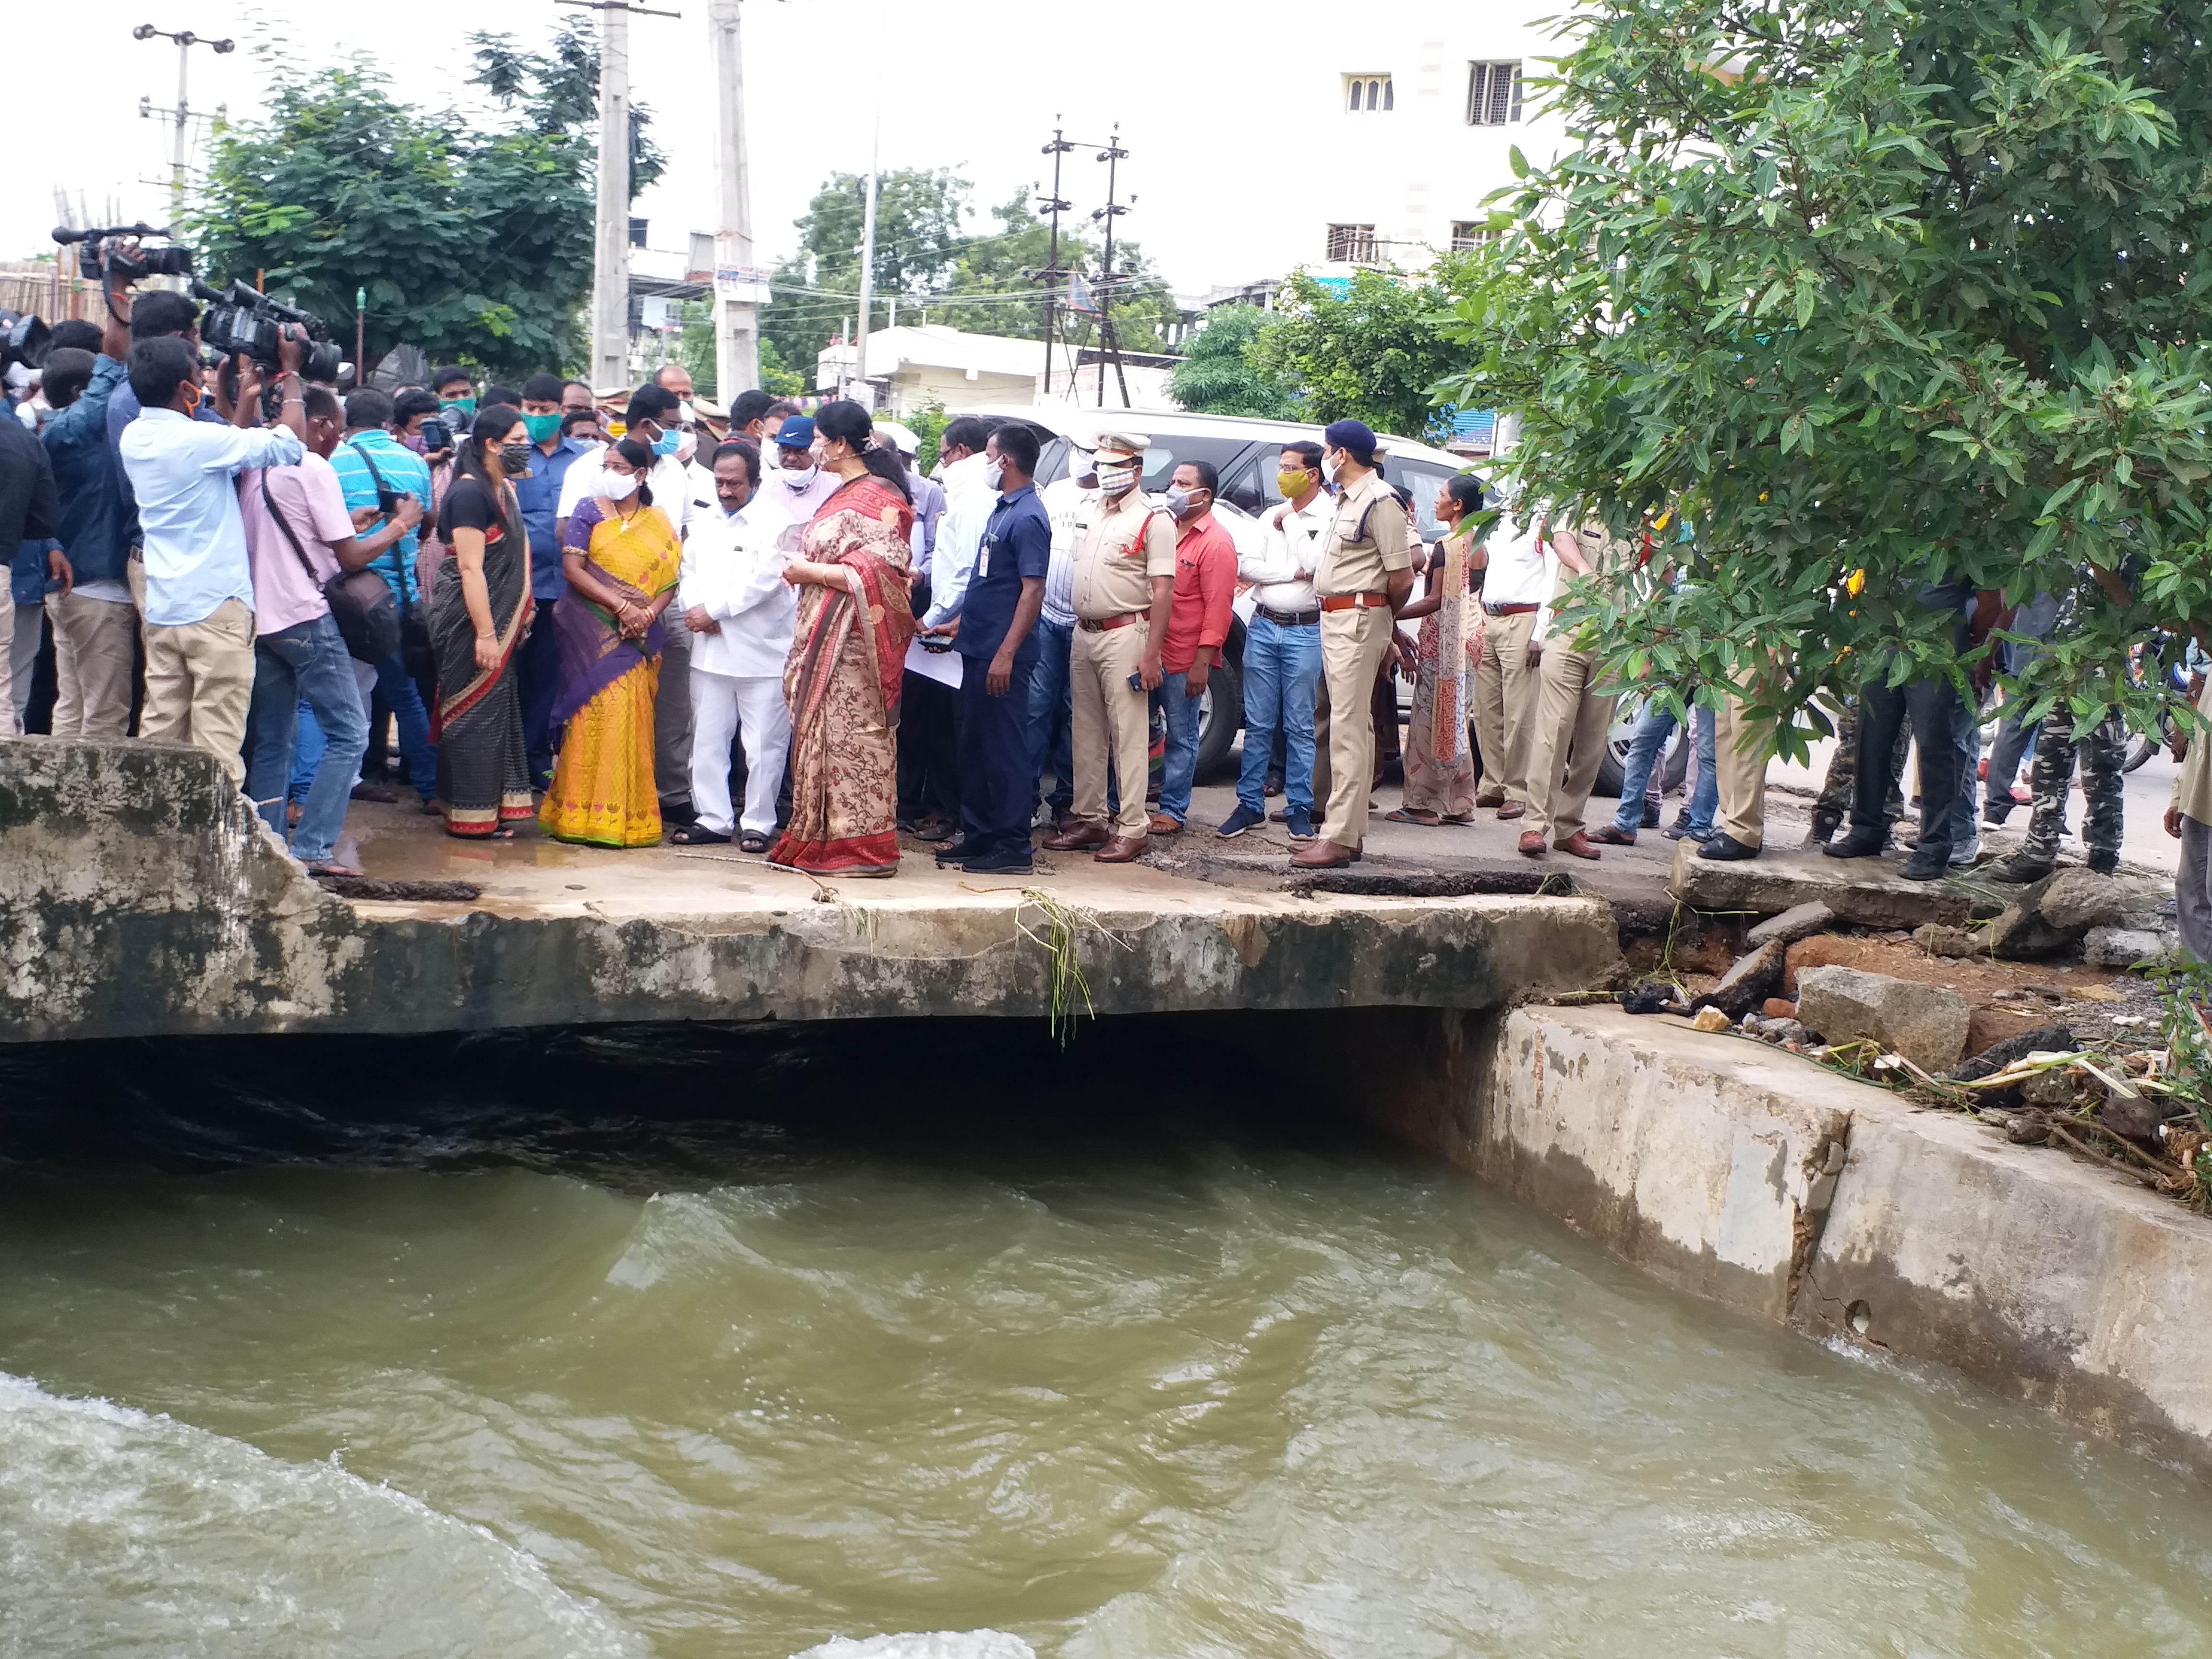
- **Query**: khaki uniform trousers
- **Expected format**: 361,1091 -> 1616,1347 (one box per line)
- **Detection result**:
1523,645 -> 1619,844
1312,605 -> 1393,848
1470,607 -> 1540,805
46,589 -> 138,738
1714,663 -> 1773,849
142,597 -> 255,787
1070,619 -> 1154,840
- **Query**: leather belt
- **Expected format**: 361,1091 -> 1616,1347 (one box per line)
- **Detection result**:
1077,611 -> 1146,633
1318,592 -> 1391,613
1483,601 -> 1539,617
1255,603 -> 1321,627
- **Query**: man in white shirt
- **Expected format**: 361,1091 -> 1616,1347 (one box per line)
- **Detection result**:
764,413 -> 842,521
898,415 -> 996,838
1469,483 -> 1557,818
1218,441 -> 1332,840
673,441 -> 796,850
118,332 -> 308,785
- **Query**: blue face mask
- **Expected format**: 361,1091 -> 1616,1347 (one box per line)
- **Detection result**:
650,427 -> 682,458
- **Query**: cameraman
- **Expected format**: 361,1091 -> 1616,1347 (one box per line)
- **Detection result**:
117,328 -> 307,785
38,297 -> 136,737
105,290 -> 226,621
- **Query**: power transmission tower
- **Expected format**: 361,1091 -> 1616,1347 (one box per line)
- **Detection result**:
708,0 -> 760,398
132,24 -> 234,227
562,0 -> 678,393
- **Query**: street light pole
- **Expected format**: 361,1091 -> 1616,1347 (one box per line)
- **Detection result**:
708,0 -> 760,399
132,24 -> 235,228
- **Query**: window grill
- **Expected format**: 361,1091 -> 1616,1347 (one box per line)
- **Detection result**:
1467,61 -> 1524,125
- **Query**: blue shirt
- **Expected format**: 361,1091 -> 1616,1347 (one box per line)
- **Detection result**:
118,409 -> 303,627
330,430 -> 433,606
511,436 -> 591,601
42,355 -> 130,586
107,373 -> 227,548
958,483 -> 1052,661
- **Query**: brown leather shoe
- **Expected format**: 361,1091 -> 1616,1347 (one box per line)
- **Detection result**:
1043,824 -> 1110,852
1518,830 -> 1548,856
1585,825 -> 1635,846
1093,834 -> 1149,864
1289,838 -> 1356,869
1554,830 -> 1602,860
1496,801 -> 1526,820
1474,792 -> 1506,809
1147,813 -> 1184,836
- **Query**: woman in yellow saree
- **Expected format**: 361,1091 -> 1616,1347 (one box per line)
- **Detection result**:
540,436 -> 682,846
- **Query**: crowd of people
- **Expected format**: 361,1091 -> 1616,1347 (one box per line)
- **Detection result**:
2,278 -> 2203,915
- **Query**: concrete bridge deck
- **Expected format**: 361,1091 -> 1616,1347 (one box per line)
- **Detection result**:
0,740 -> 1623,1045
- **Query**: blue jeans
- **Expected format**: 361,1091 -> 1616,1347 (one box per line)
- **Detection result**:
1026,618 -> 1074,819
1237,614 -> 1322,814
246,615 -> 368,864
374,649 -> 438,802
1611,702 -> 1719,835
1153,673 -> 1205,825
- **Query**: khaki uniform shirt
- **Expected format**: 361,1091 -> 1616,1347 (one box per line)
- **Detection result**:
1314,469 -> 1414,597
2175,673 -> 2212,826
1070,488 -> 1176,622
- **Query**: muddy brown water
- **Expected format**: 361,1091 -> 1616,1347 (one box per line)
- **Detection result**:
3,1020 -> 2210,1658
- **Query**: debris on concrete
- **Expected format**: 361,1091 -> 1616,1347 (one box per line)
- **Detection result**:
1762,997 -> 1797,1019
1795,965 -> 1972,1073
1691,1005 -> 1733,1033
1745,900 -> 1835,949
1695,937 -> 1788,1019
2084,926 -> 2174,969
2039,867 -> 2129,933
1912,922 -> 1984,958
1948,1024 -> 2076,1083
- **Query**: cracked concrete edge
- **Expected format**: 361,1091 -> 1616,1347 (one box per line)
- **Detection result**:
1466,1005 -> 2212,1481
0,739 -> 1624,1041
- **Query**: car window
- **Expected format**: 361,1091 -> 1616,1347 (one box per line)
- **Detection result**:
1215,448 -> 1266,514
1034,436 -> 1074,487
1138,436 -> 1256,498
1385,459 -> 1467,542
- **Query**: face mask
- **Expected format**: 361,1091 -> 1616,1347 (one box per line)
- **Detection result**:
1278,469 -> 1312,497
179,382 -> 203,415
1095,461 -> 1138,496
499,440 -> 534,475
400,433 -> 428,455
1322,451 -> 1342,482
675,430 -> 698,465
781,465 -> 819,490
603,471 -> 639,502
984,460 -> 1005,492
1165,487 -> 1195,516
650,426 -> 682,458
522,412 -> 563,443
441,397 -> 475,416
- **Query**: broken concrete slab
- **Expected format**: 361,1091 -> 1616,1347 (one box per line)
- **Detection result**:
1670,841 -> 1990,929
2040,867 -> 2129,932
1912,922 -> 1984,958
1695,937 -> 1789,1018
2084,926 -> 2174,969
1745,900 -> 1836,949
1794,964 -> 1972,1071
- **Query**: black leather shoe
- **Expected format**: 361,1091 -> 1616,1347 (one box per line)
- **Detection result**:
1986,852 -> 2055,883
1697,832 -> 1760,861
934,837 -> 978,866
1823,825 -> 1889,860
1900,845 -> 1951,881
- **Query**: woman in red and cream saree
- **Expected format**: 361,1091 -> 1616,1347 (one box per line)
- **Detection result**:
768,404 -> 917,877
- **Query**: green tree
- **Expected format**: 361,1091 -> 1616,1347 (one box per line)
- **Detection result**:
1251,268 -> 1469,441
193,62 -> 593,381
467,28 -> 666,194
1440,0 -> 2212,747
1167,305 -> 1301,418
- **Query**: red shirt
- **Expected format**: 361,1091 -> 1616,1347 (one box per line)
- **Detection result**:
1162,511 -> 1236,672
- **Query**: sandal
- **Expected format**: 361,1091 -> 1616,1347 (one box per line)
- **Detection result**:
738,831 -> 771,854
669,824 -> 732,846
1384,808 -> 1443,826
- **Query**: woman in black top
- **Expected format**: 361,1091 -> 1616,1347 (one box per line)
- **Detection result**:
430,404 -> 536,837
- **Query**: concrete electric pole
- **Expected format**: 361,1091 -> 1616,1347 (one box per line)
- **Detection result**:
708,0 -> 761,399
132,24 -> 235,227
852,122 -> 879,406
564,0 -> 677,394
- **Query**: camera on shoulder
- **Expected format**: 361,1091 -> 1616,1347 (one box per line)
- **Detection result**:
52,222 -> 195,284
192,281 -> 345,384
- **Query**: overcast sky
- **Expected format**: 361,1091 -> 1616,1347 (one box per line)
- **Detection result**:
2,0 -> 1362,300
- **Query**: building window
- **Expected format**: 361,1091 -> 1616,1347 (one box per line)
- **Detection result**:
1345,74 -> 1393,113
1450,220 -> 1499,251
1325,224 -> 1380,264
1467,61 -> 1523,126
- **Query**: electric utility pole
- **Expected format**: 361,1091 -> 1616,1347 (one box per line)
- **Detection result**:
852,120 -> 879,404
1091,127 -> 1130,409
133,24 -> 234,227
708,0 -> 760,398
562,0 -> 678,394
1035,123 -> 1075,396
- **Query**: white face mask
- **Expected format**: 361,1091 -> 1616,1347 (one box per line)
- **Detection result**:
603,471 -> 639,502
675,430 -> 697,465
984,460 -> 1005,492
1095,460 -> 1138,496
781,465 -> 819,490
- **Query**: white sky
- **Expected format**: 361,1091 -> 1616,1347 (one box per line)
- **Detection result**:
1,0 -> 1353,300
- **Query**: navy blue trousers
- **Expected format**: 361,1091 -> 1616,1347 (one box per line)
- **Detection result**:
959,650 -> 1038,861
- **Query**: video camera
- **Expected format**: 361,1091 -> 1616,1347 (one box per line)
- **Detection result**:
192,280 -> 346,385
0,312 -> 50,375
52,223 -> 194,285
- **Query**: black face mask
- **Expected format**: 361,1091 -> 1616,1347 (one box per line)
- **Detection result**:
499,440 -> 534,477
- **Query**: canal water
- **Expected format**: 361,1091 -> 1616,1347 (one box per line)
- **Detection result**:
3,1020 -> 2211,1659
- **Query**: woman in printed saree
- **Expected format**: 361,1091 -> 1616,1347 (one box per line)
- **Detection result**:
768,399 -> 917,877
430,405 -> 536,839
540,436 -> 683,846
1387,472 -> 1484,826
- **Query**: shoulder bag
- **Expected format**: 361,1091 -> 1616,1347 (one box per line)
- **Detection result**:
259,472 -> 401,664
346,438 -> 435,683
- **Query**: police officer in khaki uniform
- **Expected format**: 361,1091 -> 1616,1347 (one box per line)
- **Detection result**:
1521,518 -> 1631,859
1292,420 -> 1416,869
1042,431 -> 1177,863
